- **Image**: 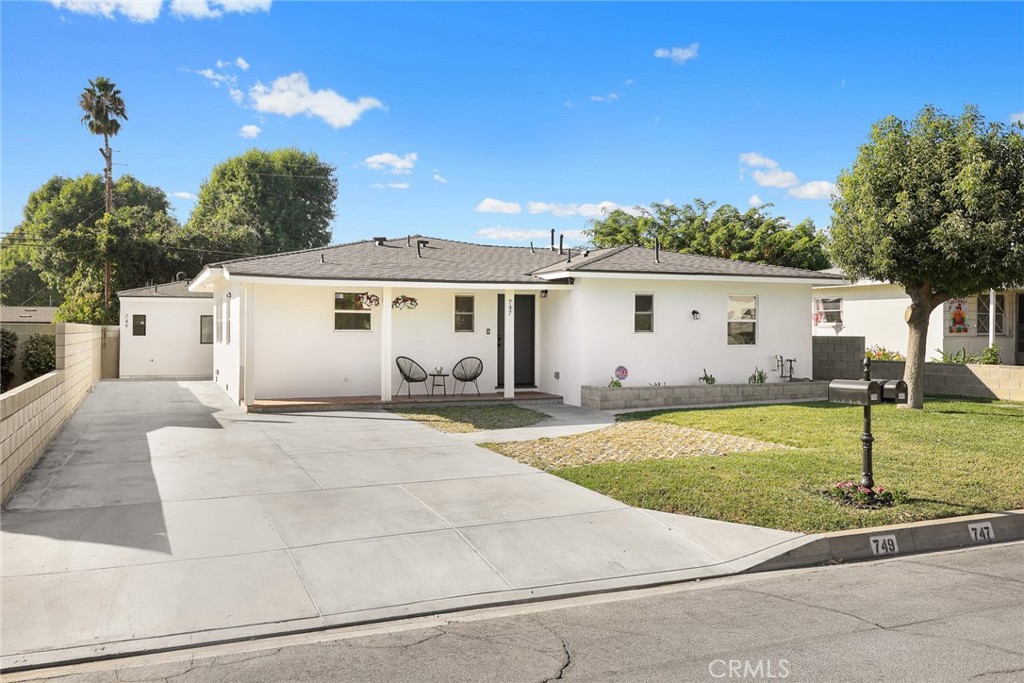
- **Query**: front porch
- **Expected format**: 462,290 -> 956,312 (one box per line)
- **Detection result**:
248,390 -> 563,413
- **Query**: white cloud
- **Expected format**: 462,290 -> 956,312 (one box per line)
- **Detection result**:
171,191 -> 196,200
476,228 -> 587,243
194,68 -> 235,87
229,87 -> 244,104
591,93 -> 619,103
751,168 -> 799,188
654,43 -> 700,65
527,201 -> 625,218
748,194 -> 763,207
623,78 -> 634,85
432,172 -> 448,184
170,0 -> 271,20
475,198 -> 522,214
1009,111 -> 1024,124
238,124 -> 262,138
249,72 -> 384,129
788,180 -> 836,200
235,56 -> 250,70
48,0 -> 163,22
371,182 -> 409,190
364,152 -> 417,174
738,152 -> 778,169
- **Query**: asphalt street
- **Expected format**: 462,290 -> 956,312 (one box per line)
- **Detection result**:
8,541 -> 1023,683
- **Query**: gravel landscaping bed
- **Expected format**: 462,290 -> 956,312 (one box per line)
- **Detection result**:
485,421 -> 787,469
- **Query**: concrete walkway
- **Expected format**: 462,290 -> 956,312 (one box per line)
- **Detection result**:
1,381 -> 805,669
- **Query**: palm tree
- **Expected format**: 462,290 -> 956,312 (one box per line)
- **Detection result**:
79,76 -> 127,305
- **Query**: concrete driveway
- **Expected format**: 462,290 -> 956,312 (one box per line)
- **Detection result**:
1,381 -> 806,669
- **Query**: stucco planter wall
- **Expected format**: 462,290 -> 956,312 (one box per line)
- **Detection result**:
581,380 -> 830,411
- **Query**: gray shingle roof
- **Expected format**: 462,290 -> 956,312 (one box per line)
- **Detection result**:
205,237 -> 843,284
213,237 -> 568,284
0,306 -> 56,324
118,280 -> 213,298
532,245 -> 843,280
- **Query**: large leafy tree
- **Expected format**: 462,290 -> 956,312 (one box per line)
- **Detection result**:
185,148 -> 337,257
830,105 -> 1024,409
79,76 -> 127,305
17,174 -> 181,323
587,200 -> 830,270
0,228 -> 63,306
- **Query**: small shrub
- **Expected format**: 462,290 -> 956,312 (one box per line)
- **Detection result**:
1,328 -> 17,391
978,344 -> 1002,365
865,345 -> 905,361
822,481 -> 906,509
932,347 -> 979,364
21,333 -> 56,381
649,381 -> 666,387
608,378 -> 622,388
748,367 -> 768,384
698,369 -> 717,385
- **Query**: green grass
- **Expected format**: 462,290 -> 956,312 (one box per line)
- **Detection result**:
543,399 -> 1024,533
390,404 -> 548,433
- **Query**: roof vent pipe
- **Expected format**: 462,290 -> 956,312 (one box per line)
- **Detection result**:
373,236 -> 386,246
567,247 -> 572,263
530,241 -> 535,253
655,237 -> 660,263
416,239 -> 429,258
559,234 -> 564,255
407,235 -> 411,247
320,254 -> 325,264
550,228 -> 556,252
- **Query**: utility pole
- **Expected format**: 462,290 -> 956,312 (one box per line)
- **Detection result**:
102,132 -> 113,306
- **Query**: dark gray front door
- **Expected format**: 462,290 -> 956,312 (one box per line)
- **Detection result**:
496,294 -> 536,387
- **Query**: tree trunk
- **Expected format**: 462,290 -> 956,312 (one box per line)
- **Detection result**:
902,285 -> 943,410
103,133 -> 113,306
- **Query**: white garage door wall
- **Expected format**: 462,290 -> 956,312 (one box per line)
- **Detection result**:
119,298 -> 214,379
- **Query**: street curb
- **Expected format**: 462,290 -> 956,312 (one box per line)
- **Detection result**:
746,509 -> 1024,572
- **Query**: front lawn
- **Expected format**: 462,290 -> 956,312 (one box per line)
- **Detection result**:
484,399 -> 1024,533
390,404 -> 548,433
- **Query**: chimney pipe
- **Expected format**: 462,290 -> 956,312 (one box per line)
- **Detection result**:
550,228 -> 556,252
559,234 -> 564,255
655,237 -> 660,263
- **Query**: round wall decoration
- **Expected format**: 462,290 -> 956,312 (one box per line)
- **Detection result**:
614,365 -> 629,380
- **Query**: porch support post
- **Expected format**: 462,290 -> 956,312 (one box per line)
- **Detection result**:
381,286 -> 393,402
989,289 -> 996,348
242,283 -> 255,408
504,289 -> 515,398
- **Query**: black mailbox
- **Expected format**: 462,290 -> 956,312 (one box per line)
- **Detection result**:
828,379 -> 882,406
878,379 -> 908,404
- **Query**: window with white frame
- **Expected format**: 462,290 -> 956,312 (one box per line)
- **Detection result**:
454,295 -> 475,332
813,297 -> 843,325
727,295 -> 757,345
977,294 -> 1005,335
334,293 -> 372,331
634,294 -> 654,332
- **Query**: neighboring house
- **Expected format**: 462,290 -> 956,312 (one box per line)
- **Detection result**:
812,270 -> 1022,365
0,306 -> 57,389
189,236 -> 841,408
117,281 -> 214,379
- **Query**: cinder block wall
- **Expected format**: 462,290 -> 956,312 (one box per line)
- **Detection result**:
812,336 -> 866,380
870,360 -> 1023,401
580,381 -> 829,411
1,323 -> 102,502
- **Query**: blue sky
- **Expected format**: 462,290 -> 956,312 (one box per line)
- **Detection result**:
3,1 -> 1022,248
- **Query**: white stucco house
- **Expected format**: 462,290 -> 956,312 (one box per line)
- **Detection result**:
117,281 -> 214,379
188,236 -> 843,408
812,272 -> 1023,365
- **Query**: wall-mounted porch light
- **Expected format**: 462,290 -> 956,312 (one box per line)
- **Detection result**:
540,290 -> 549,298
691,309 -> 701,320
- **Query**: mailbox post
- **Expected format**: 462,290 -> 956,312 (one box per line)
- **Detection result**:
860,358 -> 874,488
827,358 -> 883,489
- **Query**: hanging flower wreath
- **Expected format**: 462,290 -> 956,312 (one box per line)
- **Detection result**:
356,293 -> 381,309
392,295 -> 419,310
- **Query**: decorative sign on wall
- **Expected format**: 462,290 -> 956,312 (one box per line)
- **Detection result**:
948,298 -> 969,334
614,365 -> 629,381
